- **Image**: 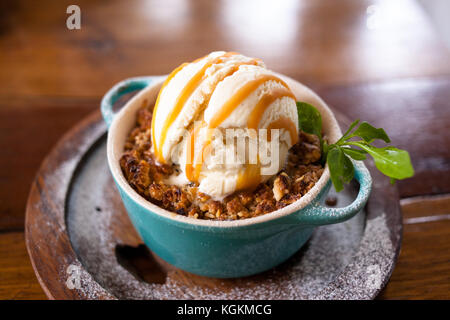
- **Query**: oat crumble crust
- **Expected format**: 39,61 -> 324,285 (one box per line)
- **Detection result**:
120,104 -> 324,220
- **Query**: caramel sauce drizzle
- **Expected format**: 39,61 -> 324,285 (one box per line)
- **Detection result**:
186,74 -> 297,188
153,52 -> 298,193
153,52 -> 243,163
200,75 -> 293,179
236,87 -> 298,190
247,86 -> 296,131
235,157 -> 261,191
185,121 -> 206,182
267,116 -> 299,144
151,62 -> 188,159
208,75 -> 291,129
184,59 -> 260,182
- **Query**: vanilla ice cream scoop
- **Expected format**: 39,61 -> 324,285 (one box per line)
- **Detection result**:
151,51 -> 299,199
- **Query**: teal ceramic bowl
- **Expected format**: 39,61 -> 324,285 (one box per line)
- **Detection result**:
101,75 -> 372,278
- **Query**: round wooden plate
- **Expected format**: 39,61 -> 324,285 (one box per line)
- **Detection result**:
25,96 -> 402,300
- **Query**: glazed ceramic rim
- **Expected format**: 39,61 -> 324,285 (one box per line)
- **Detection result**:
107,74 -> 343,228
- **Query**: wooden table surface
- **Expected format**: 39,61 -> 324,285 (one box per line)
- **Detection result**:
1,0 -> 449,299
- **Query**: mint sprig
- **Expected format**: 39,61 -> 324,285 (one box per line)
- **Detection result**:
296,102 -> 414,192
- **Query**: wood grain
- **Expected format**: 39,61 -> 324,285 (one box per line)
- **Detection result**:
0,232 -> 46,299
377,194 -> 450,299
0,98 -> 96,230
1,0 -> 449,98
401,194 -> 450,219
379,220 -> 450,299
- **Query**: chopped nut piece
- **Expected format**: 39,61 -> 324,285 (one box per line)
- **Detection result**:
273,173 -> 291,201
149,183 -> 163,201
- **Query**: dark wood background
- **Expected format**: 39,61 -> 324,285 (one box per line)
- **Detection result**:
1,0 -> 449,299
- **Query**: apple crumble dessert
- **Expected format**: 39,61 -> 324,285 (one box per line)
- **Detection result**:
119,52 -> 325,220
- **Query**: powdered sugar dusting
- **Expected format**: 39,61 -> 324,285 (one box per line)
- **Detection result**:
67,140 -> 394,299
315,214 -> 395,299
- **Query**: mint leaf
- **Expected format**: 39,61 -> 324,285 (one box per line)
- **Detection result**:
342,147 -> 367,160
327,148 -> 344,192
327,147 -> 354,192
352,142 -> 414,179
342,153 -> 355,183
336,119 -> 360,145
346,121 -> 390,143
296,102 -> 322,140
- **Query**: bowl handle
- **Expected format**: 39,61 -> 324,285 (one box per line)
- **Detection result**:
101,76 -> 162,128
297,161 -> 372,225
